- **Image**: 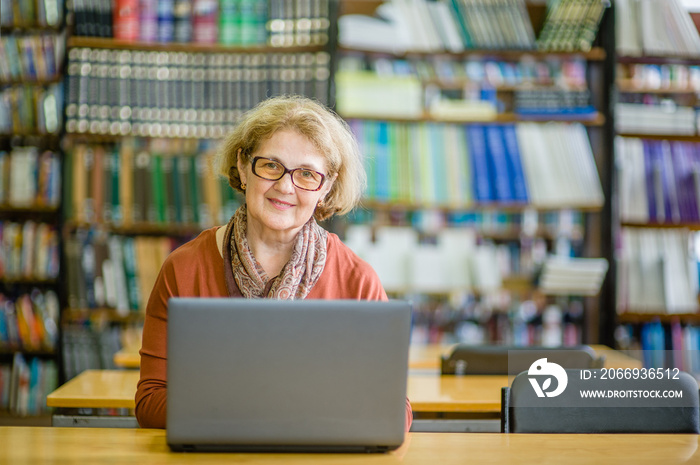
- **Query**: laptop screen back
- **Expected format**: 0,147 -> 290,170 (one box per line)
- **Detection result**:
166,298 -> 411,452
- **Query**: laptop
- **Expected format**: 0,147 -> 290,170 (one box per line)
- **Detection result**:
166,298 -> 412,453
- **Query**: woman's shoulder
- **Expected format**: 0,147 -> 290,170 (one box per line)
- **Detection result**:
324,232 -> 380,279
325,232 -> 365,266
165,226 -> 221,266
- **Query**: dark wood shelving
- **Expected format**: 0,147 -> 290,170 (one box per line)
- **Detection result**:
621,222 -> 700,231
0,277 -> 58,286
618,55 -> 700,66
62,308 -> 144,324
0,24 -> 62,32
616,81 -> 700,95
421,79 -> 589,92
617,312 -> 700,324
0,349 -> 56,357
64,220 -> 205,237
617,133 -> 700,142
0,205 -> 60,214
360,200 -> 603,214
341,112 -> 605,126
0,76 -> 63,87
339,46 -> 606,61
67,36 -> 327,54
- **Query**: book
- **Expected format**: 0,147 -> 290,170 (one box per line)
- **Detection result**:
465,124 -> 493,202
484,125 -> 513,202
113,0 -> 140,41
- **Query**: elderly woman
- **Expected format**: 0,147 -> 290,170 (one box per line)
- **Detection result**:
135,95 -> 413,430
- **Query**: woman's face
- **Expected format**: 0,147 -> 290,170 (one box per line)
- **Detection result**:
238,129 -> 334,240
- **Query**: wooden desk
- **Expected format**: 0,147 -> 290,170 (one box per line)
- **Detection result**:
46,369 -> 500,414
115,343 -> 643,370
46,370 -> 140,428
47,370 -> 139,410
1,427 -> 698,464
113,348 -> 140,369
45,369 -> 502,431
408,344 -> 643,371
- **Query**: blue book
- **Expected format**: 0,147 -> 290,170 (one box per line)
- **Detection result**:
465,125 -> 493,202
642,140 -> 658,222
501,125 -> 529,202
374,121 -> 391,202
157,0 -> 175,42
484,125 -> 513,202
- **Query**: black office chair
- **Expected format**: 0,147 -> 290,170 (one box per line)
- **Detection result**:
440,344 -> 605,375
501,368 -> 700,433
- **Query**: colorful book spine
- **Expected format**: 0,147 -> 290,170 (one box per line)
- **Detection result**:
113,0 -> 140,41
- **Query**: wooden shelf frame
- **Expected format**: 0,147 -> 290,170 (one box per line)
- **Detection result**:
67,36 -> 328,54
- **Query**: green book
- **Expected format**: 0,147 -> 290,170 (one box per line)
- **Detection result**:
161,156 -> 176,224
189,155 -> 201,226
121,237 -> 141,311
219,0 -> 241,45
449,0 -> 474,48
177,156 -> 193,225
239,0 -> 261,45
150,155 -> 165,224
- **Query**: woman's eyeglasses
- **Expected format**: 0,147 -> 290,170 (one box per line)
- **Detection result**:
251,156 -> 326,191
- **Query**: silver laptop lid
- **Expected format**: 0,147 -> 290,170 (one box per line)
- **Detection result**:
166,298 -> 411,453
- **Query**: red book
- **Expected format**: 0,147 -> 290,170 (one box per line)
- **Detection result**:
114,0 -> 141,42
192,0 -> 218,44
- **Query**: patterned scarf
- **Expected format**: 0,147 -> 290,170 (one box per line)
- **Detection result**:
224,205 -> 328,299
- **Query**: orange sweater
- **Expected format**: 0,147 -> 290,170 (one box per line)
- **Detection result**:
135,227 -> 413,430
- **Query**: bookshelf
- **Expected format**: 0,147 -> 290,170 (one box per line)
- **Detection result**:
613,0 -> 700,364
55,0 -> 339,382
336,0 -> 615,347
0,0 -> 66,419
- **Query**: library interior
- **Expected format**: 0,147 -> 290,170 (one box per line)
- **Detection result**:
3,0 -> 700,462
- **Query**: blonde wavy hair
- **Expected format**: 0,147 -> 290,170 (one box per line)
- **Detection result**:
214,95 -> 366,221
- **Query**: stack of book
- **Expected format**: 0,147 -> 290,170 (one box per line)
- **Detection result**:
0,221 -> 60,281
64,47 -> 331,138
335,54 -> 591,118
513,88 -> 597,120
350,120 -> 603,209
410,295 -> 584,347
0,34 -> 64,82
617,228 -> 699,313
538,256 -> 609,296
61,325 -> 121,381
616,0 -> 700,57
64,139 -> 239,229
0,0 -> 64,27
71,0 -> 330,47
617,137 -> 700,225
536,0 -> 607,52
339,0 -> 537,53
0,148 -> 61,208
0,353 -> 58,416
343,225 -> 503,294
64,230 -> 184,314
617,321 -> 700,374
338,46 -> 589,86
0,83 -> 63,135
618,63 -> 700,92
615,102 -> 697,136
0,290 -> 59,353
